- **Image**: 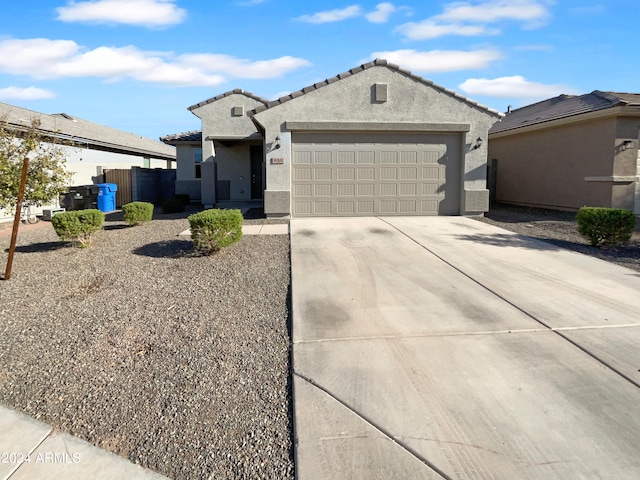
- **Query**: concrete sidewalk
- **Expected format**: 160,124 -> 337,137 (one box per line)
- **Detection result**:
290,217 -> 640,480
0,405 -> 168,480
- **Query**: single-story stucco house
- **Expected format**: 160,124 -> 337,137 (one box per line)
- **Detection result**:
488,91 -> 640,213
0,102 -> 176,224
162,59 -> 503,217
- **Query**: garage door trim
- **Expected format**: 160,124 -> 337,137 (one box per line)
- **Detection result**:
291,131 -> 462,217
285,121 -> 470,133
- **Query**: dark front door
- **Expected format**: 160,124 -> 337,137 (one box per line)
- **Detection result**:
250,146 -> 264,199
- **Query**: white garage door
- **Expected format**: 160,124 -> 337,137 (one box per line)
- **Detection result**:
291,132 -> 461,216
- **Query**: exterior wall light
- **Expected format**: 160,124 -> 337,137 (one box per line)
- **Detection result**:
473,137 -> 483,150
622,140 -> 633,150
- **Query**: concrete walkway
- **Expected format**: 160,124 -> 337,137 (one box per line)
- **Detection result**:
290,216 -> 640,480
0,405 -> 168,479
178,223 -> 289,237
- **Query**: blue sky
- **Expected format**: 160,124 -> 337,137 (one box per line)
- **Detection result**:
0,0 -> 636,140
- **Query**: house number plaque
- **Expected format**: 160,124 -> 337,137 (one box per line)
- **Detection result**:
271,157 -> 285,164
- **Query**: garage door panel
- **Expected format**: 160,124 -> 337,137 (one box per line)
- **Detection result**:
357,168 -> 375,180
380,184 -> 397,196
314,184 -> 332,196
337,151 -> 356,163
294,167 -> 312,181
314,168 -> 332,180
314,201 -> 332,214
294,184 -> 312,196
357,151 -> 375,163
292,132 -> 460,216
357,184 -> 375,196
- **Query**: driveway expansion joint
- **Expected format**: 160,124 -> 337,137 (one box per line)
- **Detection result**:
293,370 -> 454,480
378,217 -> 640,392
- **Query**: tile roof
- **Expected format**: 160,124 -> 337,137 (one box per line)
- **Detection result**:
187,88 -> 269,111
0,102 -> 175,160
248,58 -> 503,117
490,91 -> 640,135
160,130 -> 202,144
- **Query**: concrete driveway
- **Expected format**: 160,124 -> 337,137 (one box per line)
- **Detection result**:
290,216 -> 640,480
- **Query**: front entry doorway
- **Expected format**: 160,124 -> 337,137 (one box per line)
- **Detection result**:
250,146 -> 264,200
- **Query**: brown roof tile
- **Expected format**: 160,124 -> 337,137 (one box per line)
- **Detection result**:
160,130 -> 202,144
187,89 -> 269,112
489,90 -> 639,135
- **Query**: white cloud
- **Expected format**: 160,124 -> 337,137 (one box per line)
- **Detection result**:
366,3 -> 396,23
56,0 -> 187,28
459,75 -> 574,99
370,49 -> 502,73
397,0 -> 552,40
0,38 -> 310,87
437,0 -> 551,26
179,54 -> 311,79
296,5 -> 362,23
397,20 -> 498,40
0,86 -> 56,101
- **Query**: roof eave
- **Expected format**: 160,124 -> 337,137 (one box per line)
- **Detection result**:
489,105 -> 640,138
248,58 -> 504,119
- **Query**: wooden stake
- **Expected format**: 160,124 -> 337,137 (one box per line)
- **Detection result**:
3,157 -> 29,280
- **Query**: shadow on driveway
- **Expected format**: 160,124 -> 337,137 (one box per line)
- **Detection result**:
453,232 -> 562,251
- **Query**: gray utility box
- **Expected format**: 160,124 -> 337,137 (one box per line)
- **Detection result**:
42,208 -> 65,221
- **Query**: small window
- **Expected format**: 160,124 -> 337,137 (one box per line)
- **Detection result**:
194,148 -> 202,179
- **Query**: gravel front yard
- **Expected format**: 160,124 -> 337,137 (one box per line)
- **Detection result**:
3,203 -> 638,479
477,204 -> 640,272
0,208 -> 293,479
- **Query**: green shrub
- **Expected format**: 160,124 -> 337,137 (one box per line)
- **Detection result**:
52,209 -> 105,247
162,196 -> 185,214
122,201 -> 154,226
188,208 -> 243,255
576,207 -> 636,247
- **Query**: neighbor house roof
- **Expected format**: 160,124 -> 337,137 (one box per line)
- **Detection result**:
160,130 -> 202,144
249,58 -> 503,118
0,102 -> 175,160
490,91 -> 640,135
187,88 -> 269,111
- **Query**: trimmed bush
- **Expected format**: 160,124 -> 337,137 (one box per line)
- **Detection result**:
122,201 -> 154,226
52,209 -> 105,247
162,196 -> 185,214
188,208 -> 243,255
576,207 -> 636,247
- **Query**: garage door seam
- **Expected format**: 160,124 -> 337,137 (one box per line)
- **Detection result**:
379,217 -> 640,391
294,370 -> 454,480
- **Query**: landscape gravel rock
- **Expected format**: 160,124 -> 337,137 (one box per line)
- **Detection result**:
0,207 -> 293,480
477,204 -> 640,272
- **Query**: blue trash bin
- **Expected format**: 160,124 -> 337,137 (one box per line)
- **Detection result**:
96,183 -> 117,212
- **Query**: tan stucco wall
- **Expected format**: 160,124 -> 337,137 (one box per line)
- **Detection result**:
488,116 -> 632,210
191,93 -> 265,205
191,94 -> 264,139
253,65 -> 500,216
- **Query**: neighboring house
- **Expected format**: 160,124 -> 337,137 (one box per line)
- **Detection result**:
488,91 -> 640,213
162,59 -> 502,217
0,102 -> 176,224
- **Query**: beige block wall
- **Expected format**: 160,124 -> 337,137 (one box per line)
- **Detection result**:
489,117 -> 621,210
